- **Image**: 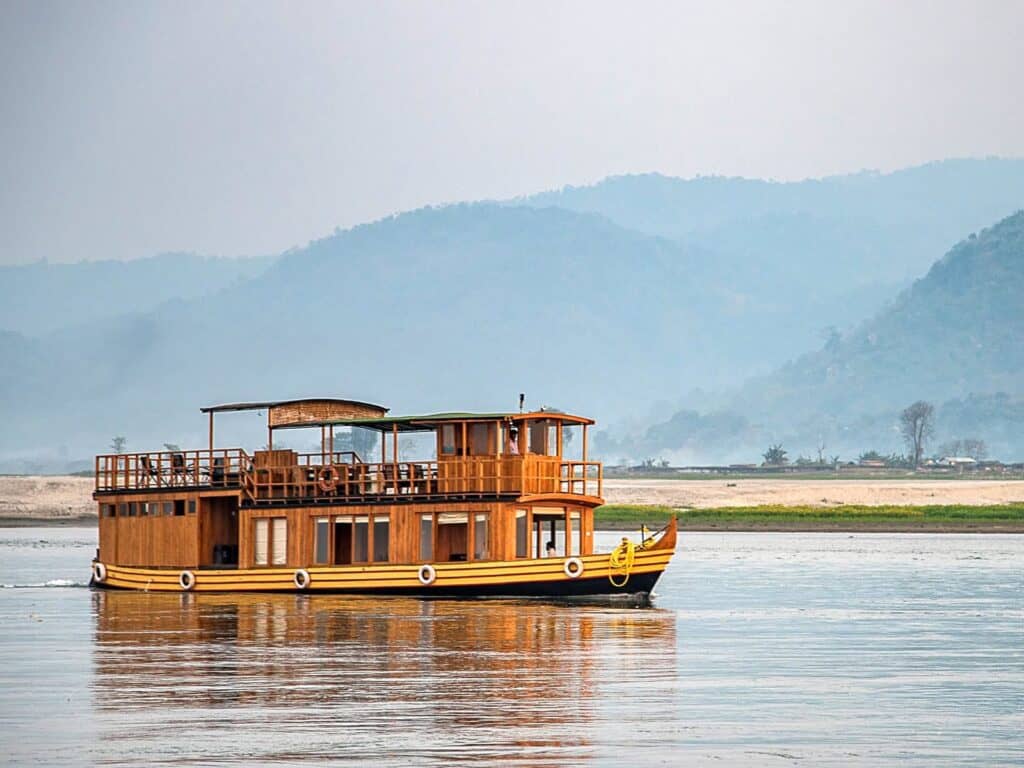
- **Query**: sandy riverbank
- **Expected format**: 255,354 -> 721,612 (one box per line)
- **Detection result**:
601,477 -> 1024,509
0,475 -> 96,525
3,474 -> 1024,528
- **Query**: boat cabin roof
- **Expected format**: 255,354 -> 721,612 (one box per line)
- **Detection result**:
272,411 -> 595,432
200,397 -> 387,415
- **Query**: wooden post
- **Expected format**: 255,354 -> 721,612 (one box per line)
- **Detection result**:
392,423 -> 399,495
208,412 -> 214,453
329,425 -> 334,459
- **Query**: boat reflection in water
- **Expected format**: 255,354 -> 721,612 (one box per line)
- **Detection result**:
91,590 -> 677,766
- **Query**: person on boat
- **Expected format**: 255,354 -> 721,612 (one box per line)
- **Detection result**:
545,540 -> 556,557
506,428 -> 520,455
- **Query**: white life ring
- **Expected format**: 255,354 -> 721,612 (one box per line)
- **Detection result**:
179,570 -> 195,591
294,569 -> 311,589
563,557 -> 584,579
417,564 -> 436,585
92,562 -> 107,583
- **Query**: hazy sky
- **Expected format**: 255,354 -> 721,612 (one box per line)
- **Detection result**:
2,0 -> 1023,264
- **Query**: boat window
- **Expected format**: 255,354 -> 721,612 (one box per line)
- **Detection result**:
101,504 -> 116,518
419,514 -> 433,561
187,500 -> 197,514
353,516 -> 369,562
162,501 -> 174,516
515,509 -> 528,558
271,518 -> 287,565
436,512 -> 468,561
440,425 -> 456,456
254,518 -> 269,565
373,514 -> 390,562
174,499 -> 185,516
570,511 -> 581,556
468,423 -> 491,455
118,503 -> 129,517
528,421 -> 550,455
314,517 -> 329,564
532,507 -> 566,558
474,514 -> 488,560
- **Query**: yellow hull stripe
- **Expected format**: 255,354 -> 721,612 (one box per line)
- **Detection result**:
98,550 -> 674,592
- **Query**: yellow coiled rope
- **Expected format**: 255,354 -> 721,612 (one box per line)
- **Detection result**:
608,537 -> 636,587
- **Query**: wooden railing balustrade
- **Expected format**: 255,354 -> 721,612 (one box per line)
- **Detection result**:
95,449 -> 250,492
96,450 -> 603,502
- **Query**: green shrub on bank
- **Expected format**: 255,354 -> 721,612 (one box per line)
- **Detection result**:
594,503 -> 1024,526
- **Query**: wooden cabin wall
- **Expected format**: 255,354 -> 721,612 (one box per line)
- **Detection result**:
97,490 -> 236,567
109,515 -> 199,567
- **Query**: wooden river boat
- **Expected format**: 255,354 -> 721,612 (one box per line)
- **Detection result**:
90,398 -> 677,597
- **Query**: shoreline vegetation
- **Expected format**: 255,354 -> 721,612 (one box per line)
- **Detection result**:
4,505 -> 1024,534
595,504 -> 1024,533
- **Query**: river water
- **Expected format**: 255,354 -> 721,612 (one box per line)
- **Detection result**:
0,528 -> 1021,766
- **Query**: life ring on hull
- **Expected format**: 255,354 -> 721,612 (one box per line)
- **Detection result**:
417,564 -> 436,585
318,466 -> 340,493
179,570 -> 196,591
294,569 -> 311,589
563,557 -> 584,579
92,562 -> 107,583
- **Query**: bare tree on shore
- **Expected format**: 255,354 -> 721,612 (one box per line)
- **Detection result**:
899,401 -> 934,468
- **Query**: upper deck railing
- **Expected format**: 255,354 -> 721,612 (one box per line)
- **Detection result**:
95,449 -> 251,492
95,450 -> 602,502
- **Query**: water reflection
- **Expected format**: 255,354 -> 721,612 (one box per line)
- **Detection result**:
91,590 -> 676,766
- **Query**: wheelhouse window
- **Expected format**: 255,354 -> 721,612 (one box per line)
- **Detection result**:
468,423 -> 492,455
527,420 -> 557,456
101,503 -> 116,518
440,425 -> 456,456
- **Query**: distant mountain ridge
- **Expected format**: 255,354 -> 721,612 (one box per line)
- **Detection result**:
0,252 -> 275,336
2,158 -> 1024,469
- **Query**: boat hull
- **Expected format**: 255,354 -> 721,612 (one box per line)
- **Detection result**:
90,545 -> 674,599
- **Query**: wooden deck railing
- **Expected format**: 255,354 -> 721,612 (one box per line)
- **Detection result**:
96,449 -> 603,502
95,449 -> 251,492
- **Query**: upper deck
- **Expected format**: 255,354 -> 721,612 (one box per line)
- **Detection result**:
94,401 -> 603,505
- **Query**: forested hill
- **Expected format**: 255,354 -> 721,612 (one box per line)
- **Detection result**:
622,211 -> 1024,462
738,210 -> 1024,417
